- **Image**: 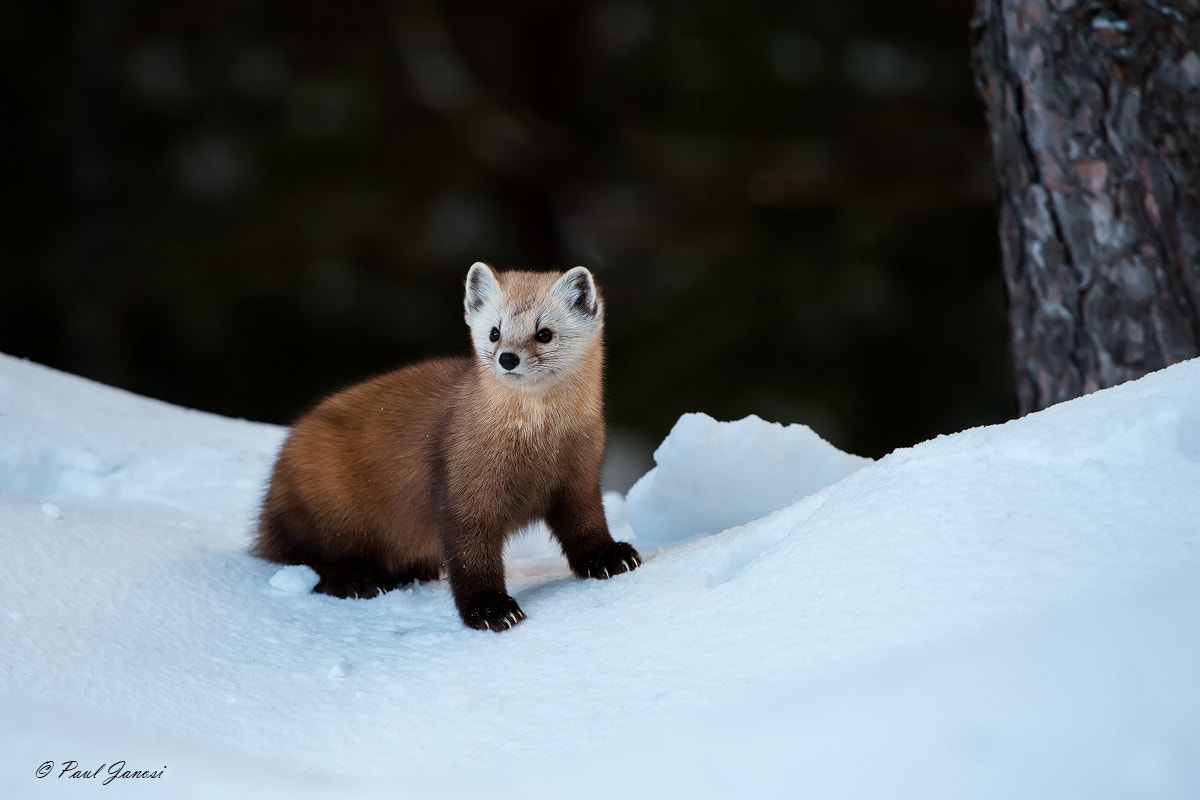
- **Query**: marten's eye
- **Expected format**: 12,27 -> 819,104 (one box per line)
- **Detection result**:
489,327 -> 500,342
535,328 -> 553,344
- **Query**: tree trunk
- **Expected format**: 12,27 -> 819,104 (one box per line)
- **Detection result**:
970,0 -> 1200,415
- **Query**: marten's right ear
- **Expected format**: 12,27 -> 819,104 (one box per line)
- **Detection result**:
464,262 -> 501,317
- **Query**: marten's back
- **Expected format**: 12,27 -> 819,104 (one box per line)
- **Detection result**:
254,357 -> 473,571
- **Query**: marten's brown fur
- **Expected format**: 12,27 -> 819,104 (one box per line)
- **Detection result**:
254,263 -> 640,631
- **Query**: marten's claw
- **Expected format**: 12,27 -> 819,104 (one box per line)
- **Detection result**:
579,541 -> 641,580
462,592 -> 527,632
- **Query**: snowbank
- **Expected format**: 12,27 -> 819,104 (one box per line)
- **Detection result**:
626,412 -> 871,546
2,352 -> 1199,798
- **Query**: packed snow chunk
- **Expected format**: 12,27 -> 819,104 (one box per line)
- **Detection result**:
626,413 -> 871,546
41,502 -> 64,520
268,565 -> 320,594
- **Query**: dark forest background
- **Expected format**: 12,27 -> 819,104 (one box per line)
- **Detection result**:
0,0 -> 1009,478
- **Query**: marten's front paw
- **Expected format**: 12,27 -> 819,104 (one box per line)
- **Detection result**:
577,541 -> 641,580
462,592 -> 527,632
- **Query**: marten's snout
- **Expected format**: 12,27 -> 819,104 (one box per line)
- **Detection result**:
498,352 -> 520,371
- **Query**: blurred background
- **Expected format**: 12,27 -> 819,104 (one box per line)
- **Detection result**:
0,0 -> 1011,486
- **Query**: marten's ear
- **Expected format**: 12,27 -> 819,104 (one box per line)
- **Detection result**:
464,262 -> 501,316
550,266 -> 599,318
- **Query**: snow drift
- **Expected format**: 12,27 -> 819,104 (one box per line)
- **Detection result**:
625,411 -> 871,546
2,351 -> 1199,798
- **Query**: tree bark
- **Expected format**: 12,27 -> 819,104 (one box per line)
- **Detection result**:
971,0 -> 1200,415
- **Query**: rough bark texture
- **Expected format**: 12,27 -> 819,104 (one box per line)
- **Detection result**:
971,0 -> 1200,414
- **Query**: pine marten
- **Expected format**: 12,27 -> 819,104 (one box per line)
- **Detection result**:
254,262 -> 641,631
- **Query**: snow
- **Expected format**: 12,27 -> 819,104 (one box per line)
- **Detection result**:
267,565 -> 320,595
2,350 -> 1200,798
626,411 -> 871,546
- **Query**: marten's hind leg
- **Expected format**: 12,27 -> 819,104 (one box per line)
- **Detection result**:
311,557 -> 441,599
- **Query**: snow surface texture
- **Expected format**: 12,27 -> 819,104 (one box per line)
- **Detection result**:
2,351 -> 1200,798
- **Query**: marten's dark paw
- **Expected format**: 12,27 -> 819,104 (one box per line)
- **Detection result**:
311,562 -> 408,599
314,573 -> 384,599
462,592 -> 527,632
576,541 -> 641,580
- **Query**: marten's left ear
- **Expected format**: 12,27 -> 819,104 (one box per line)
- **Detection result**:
550,266 -> 600,318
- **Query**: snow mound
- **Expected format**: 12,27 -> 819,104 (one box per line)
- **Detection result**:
626,412 -> 871,546
0,355 -> 283,515
268,565 -> 320,594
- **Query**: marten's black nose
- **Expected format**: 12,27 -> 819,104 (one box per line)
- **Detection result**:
498,352 -> 520,371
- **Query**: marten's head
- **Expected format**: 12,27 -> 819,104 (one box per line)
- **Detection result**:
464,262 -> 603,388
